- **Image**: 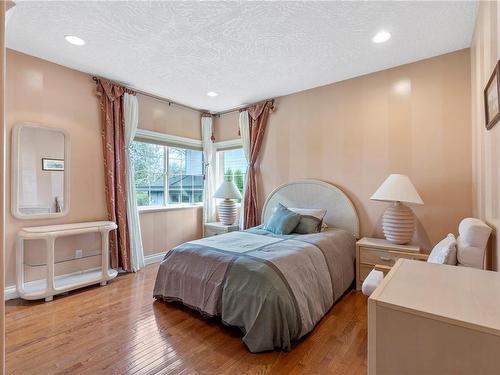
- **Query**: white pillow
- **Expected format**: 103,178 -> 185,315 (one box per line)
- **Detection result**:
427,234 -> 457,265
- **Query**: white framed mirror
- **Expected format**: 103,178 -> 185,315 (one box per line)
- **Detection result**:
11,123 -> 70,220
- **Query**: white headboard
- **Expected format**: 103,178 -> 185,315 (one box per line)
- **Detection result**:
261,179 -> 360,238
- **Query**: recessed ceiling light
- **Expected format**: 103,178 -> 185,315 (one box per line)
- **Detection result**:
65,35 -> 85,46
207,92 -> 218,97
372,31 -> 391,44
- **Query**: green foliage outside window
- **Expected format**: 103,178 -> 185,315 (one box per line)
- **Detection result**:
130,142 -> 165,206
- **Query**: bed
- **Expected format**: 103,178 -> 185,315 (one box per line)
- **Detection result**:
153,179 -> 360,352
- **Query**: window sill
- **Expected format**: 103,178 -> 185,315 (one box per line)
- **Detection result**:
138,204 -> 202,214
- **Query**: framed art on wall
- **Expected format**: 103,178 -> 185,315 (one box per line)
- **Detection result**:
484,60 -> 500,130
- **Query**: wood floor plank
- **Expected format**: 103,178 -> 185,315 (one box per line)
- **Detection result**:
6,264 -> 368,374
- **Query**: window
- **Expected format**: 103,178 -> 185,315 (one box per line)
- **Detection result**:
167,147 -> 204,204
130,141 -> 203,207
217,148 -> 247,198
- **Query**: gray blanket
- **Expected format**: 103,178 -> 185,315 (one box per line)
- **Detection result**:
153,227 -> 355,352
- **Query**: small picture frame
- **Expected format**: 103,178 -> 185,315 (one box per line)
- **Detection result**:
42,158 -> 64,171
484,60 -> 500,130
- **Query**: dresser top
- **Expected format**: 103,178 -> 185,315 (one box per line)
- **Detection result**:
371,259 -> 500,336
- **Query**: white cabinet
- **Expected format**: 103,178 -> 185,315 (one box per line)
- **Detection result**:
368,259 -> 500,374
16,221 -> 118,302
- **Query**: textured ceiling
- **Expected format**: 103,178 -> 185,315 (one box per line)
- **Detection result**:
7,1 -> 478,112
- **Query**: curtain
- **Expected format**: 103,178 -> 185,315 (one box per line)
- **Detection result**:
243,100 -> 274,229
96,79 -> 132,271
238,110 -> 250,229
202,114 -> 217,224
124,93 -> 145,272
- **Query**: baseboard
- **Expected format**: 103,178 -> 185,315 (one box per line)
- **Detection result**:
144,252 -> 166,266
5,285 -> 18,301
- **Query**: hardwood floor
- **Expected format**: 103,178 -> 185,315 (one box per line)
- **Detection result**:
6,264 -> 368,375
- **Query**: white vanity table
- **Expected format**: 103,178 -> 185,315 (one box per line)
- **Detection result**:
12,123 -> 118,302
16,221 -> 118,302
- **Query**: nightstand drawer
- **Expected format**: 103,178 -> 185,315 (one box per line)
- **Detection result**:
356,238 -> 424,291
204,228 -> 221,237
360,247 -> 397,266
207,227 -> 226,235
204,222 -> 239,238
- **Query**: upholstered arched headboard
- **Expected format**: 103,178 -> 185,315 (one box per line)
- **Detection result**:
261,179 -> 360,238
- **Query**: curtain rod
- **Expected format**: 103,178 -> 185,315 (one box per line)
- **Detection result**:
215,98 -> 276,117
92,76 -> 274,116
92,76 -> 202,114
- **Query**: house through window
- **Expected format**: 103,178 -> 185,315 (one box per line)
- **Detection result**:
130,141 -> 204,207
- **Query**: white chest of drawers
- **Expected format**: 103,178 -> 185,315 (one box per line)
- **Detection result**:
368,259 -> 500,374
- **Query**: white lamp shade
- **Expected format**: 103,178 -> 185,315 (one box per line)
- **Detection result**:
370,174 -> 424,205
214,181 -> 242,200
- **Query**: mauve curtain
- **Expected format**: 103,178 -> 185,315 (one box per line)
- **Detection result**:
96,79 -> 132,271
243,100 -> 274,229
202,114 -> 217,224
124,93 -> 145,272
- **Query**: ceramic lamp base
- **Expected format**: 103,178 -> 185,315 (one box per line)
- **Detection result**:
382,202 -> 415,245
218,199 -> 237,225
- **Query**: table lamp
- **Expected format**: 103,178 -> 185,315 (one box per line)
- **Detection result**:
370,174 -> 424,244
214,181 -> 242,225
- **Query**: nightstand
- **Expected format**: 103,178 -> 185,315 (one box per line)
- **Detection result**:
204,222 -> 239,237
356,237 -> 428,290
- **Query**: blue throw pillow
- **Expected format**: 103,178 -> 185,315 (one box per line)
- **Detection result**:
263,203 -> 301,235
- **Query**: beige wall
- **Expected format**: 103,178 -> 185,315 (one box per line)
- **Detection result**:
139,207 -> 202,256
5,50 -> 202,287
137,93 -> 201,138
214,111 -> 239,142
471,1 -> 500,270
217,50 -> 472,252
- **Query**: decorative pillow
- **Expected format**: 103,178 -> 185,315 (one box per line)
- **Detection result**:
288,208 -> 327,234
427,234 -> 457,265
263,203 -> 301,235
293,215 -> 322,234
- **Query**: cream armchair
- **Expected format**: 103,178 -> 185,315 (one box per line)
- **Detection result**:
362,218 -> 492,296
